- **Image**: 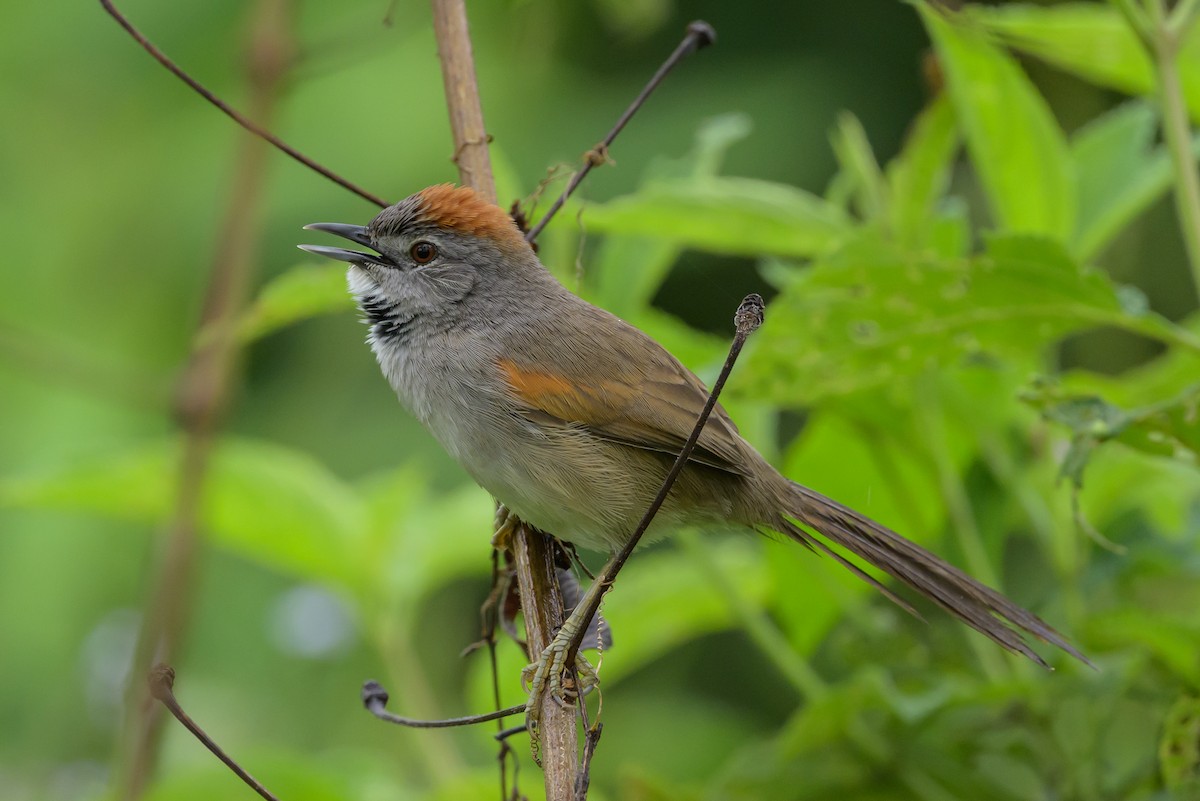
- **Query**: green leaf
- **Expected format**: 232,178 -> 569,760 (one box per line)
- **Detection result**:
585,113 -> 759,313
1071,100 -> 1159,258
1027,381 -> 1200,478
359,469 -> 494,611
967,2 -> 1200,123
1106,313 -> 1200,402
685,112 -> 756,179
784,397 -> 957,546
144,763 -> 352,801
584,176 -> 851,258
830,112 -> 887,222
928,197 -> 972,258
1093,610 -> 1200,686
1161,695 -> 1200,798
1024,317 -> 1200,478
240,262 -> 354,341
598,536 -> 771,681
744,233 -> 1189,405
918,4 -> 1075,240
1023,389 -> 1132,486
772,404 -> 950,650
0,438 -> 366,584
1074,436 -> 1200,536
770,668 -> 890,758
587,235 -> 682,317
1068,101 -> 1200,259
144,756 -> 376,801
886,94 -> 961,250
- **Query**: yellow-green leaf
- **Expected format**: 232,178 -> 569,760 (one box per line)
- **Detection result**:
919,4 -> 1076,240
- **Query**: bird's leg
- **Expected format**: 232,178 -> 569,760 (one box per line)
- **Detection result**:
491,504 -> 518,550
521,573 -> 606,742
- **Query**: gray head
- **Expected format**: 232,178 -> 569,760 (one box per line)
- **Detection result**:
300,185 -> 542,337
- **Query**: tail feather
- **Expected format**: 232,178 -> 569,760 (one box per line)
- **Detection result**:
781,481 -> 1091,669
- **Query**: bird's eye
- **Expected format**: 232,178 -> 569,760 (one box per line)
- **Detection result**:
410,241 -> 438,264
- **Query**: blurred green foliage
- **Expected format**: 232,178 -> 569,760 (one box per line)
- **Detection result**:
2,1 -> 1199,799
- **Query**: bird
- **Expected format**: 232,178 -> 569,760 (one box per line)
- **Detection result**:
299,183 -> 1088,675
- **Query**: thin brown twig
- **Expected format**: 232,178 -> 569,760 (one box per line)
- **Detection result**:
524,21 -> 716,243
571,663 -> 592,798
148,665 -> 281,801
495,723 -> 530,741
362,681 -> 526,727
98,0 -> 388,209
115,2 -> 292,797
575,723 -> 603,801
562,294 -> 764,670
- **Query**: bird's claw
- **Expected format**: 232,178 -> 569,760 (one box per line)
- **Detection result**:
522,632 -> 599,760
491,505 -> 518,550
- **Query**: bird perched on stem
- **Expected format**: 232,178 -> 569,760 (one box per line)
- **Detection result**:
300,184 -> 1089,682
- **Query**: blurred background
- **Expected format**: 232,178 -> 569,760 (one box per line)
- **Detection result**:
2,0 -> 1198,799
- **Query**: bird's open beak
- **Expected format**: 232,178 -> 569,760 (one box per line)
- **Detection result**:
299,223 -> 398,268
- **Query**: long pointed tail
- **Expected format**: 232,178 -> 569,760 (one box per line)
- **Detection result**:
780,481 -> 1090,669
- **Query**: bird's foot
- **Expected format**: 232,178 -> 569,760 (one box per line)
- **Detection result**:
521,624 -> 599,759
491,505 -> 518,550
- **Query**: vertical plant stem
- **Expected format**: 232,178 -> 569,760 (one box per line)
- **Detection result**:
1168,0 -> 1200,36
428,1 -> 577,796
510,524 -> 578,794
1146,0 -> 1200,303
430,0 -> 496,204
115,2 -> 292,798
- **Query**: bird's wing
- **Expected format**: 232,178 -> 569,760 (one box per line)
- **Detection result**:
496,307 -> 752,477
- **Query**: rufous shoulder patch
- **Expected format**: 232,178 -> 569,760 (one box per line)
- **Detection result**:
498,358 -> 575,402
417,184 -> 527,251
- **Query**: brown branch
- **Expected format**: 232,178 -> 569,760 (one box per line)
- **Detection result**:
114,3 -> 293,798
525,21 -> 715,243
148,665 -> 281,801
510,523 -> 579,789
430,0 -> 496,203
98,0 -> 388,209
